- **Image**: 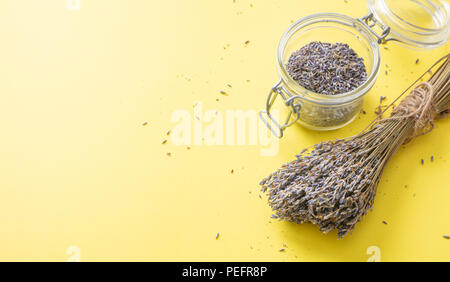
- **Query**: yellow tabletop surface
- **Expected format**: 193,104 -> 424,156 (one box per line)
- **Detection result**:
0,0 -> 449,262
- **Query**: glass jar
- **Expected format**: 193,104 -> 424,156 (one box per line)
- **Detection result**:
260,0 -> 449,138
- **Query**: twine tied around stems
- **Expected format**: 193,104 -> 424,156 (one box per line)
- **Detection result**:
373,54 -> 450,144
381,82 -> 438,144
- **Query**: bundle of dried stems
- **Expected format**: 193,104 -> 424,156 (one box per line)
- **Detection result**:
260,54 -> 450,238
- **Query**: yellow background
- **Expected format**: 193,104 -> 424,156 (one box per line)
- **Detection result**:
0,0 -> 449,262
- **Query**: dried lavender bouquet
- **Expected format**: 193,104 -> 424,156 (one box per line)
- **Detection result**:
260,55 -> 450,238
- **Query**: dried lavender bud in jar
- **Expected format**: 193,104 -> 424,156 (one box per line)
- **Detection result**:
286,41 -> 367,95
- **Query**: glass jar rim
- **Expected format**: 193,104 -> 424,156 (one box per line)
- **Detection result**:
277,13 -> 381,105
368,0 -> 450,49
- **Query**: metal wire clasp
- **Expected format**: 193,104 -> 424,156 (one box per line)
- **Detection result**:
259,80 -> 301,138
358,12 -> 393,44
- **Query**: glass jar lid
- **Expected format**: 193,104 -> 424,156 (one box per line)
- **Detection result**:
367,0 -> 449,49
